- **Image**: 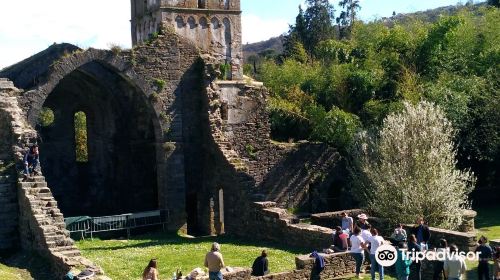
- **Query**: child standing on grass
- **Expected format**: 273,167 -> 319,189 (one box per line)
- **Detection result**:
395,242 -> 412,280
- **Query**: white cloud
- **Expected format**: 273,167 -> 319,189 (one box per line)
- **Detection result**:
242,14 -> 289,44
0,1 -> 291,69
0,0 -> 131,69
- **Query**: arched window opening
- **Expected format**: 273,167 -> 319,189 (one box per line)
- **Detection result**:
224,0 -> 230,9
198,0 -> 206,8
74,111 -> 88,163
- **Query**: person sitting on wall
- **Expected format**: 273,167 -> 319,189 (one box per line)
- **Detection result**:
390,223 -> 408,246
332,226 -> 349,252
251,250 -> 269,276
357,213 -> 370,230
412,217 -> 431,251
205,242 -> 225,280
341,212 -> 354,235
23,144 -> 40,181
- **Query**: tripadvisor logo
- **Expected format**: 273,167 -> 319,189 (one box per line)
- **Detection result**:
375,244 -> 481,267
375,244 -> 398,267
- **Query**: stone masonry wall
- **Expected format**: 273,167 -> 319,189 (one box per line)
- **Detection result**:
0,79 -> 106,278
234,202 -> 334,250
193,252 -> 367,280
0,78 -> 21,251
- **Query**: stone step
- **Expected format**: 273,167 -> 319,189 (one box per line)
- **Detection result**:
58,249 -> 81,257
19,176 -> 45,183
50,245 -> 79,253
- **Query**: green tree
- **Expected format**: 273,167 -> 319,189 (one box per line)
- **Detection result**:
487,0 -> 499,7
337,0 -> 361,38
309,106 -> 361,150
352,101 -> 475,229
303,0 -> 336,55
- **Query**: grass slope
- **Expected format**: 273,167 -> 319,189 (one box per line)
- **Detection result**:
0,263 -> 32,280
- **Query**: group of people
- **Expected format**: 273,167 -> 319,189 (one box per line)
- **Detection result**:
332,212 -> 500,280
142,242 -> 269,280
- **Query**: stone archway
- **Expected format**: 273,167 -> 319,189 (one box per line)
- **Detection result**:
21,50 -> 165,217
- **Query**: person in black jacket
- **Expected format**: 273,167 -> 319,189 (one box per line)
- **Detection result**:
412,217 -> 431,250
251,250 -> 269,276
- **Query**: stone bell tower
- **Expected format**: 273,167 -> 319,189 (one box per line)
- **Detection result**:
130,0 -> 243,79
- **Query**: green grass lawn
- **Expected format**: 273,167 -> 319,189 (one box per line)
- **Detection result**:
0,263 -> 32,280
475,206 -> 500,241
76,232 -> 309,280
465,205 -> 500,280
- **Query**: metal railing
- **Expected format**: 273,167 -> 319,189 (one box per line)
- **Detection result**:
64,209 -> 169,239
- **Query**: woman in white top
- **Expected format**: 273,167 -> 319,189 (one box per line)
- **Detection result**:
368,228 -> 385,280
350,227 -> 367,278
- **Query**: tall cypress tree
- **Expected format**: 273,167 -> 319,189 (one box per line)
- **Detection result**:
303,0 -> 336,55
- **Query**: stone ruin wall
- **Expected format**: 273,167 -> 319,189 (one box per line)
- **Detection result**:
0,80 -> 106,278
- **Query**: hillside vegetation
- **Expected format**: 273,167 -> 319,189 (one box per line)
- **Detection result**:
245,1 -> 499,206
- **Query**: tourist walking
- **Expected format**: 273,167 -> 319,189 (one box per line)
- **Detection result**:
395,242 -> 412,280
205,242 -> 225,280
332,226 -> 349,252
493,246 -> 500,280
350,227 -> 366,279
444,244 -> 466,280
310,251 -> 325,280
412,217 -> 431,251
390,223 -> 407,245
341,212 -> 354,234
367,228 -> 384,280
251,250 -> 269,276
408,234 -> 422,280
142,259 -> 159,280
475,236 -> 493,280
433,239 -> 449,280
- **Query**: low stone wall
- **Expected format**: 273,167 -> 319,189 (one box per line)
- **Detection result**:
311,210 -> 393,236
197,252 -> 366,280
310,209 -> 364,228
403,225 -> 477,252
240,202 -> 333,250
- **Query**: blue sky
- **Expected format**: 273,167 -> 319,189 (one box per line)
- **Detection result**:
0,0 -> 478,69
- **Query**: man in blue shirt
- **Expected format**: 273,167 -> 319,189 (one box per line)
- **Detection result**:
23,144 -> 40,180
412,217 -> 431,250
475,236 -> 493,280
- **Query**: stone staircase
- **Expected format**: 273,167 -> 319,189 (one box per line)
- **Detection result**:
18,175 -> 105,278
1,78 -> 107,279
